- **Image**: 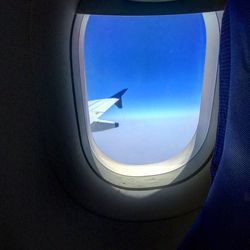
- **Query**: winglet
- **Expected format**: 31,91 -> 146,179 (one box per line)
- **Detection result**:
110,88 -> 128,108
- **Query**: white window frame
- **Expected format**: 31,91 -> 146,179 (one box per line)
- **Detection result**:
72,12 -> 221,189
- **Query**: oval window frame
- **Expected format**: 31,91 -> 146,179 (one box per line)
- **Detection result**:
72,12 -> 220,189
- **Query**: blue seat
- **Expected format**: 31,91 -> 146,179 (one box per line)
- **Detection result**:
179,0 -> 250,248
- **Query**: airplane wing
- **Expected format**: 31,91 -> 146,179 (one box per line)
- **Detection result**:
88,88 -> 127,132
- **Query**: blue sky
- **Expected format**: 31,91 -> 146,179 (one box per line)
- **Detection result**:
84,14 -> 206,119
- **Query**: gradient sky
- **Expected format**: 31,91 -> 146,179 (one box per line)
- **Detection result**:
83,14 -> 207,164
84,14 -> 206,119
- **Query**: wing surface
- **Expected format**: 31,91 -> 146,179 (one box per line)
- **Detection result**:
88,98 -> 119,124
88,88 -> 128,131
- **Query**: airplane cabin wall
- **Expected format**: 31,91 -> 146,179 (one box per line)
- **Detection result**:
0,0 -> 200,249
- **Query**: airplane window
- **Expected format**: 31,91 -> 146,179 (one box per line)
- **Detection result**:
84,14 -> 206,165
73,11 -> 219,185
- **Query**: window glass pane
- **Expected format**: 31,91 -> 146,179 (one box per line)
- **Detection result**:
84,14 -> 206,165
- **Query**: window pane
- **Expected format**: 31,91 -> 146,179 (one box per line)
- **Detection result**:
84,14 -> 206,165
